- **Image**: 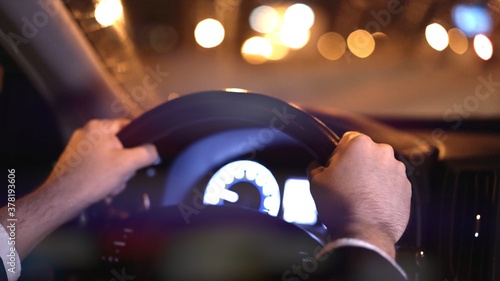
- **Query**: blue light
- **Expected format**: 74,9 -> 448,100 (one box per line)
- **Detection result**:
452,4 -> 492,37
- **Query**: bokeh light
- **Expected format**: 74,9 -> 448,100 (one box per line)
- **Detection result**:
268,44 -> 289,60
264,31 -> 289,60
241,36 -> 273,64
249,5 -> 280,34
168,93 -> 180,101
448,28 -> 468,55
224,88 -> 248,93
372,32 -> 389,42
95,0 -> 123,27
280,27 -> 310,49
425,23 -> 449,51
194,18 -> 225,48
283,3 -> 315,31
242,3 -> 315,62
452,4 -> 492,37
347,30 -> 375,58
279,3 -> 314,49
317,32 -> 346,60
149,25 -> 179,53
473,34 -> 493,60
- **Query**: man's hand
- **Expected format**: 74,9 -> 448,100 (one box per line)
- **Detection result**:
45,119 -> 159,206
309,131 -> 411,258
1,119 -> 158,260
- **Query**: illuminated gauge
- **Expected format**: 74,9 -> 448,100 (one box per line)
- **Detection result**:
203,160 -> 281,216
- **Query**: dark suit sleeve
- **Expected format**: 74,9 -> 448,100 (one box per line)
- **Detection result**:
0,262 -> 9,281
312,246 -> 407,281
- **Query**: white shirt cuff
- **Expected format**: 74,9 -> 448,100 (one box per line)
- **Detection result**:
0,224 -> 21,281
324,238 -> 407,279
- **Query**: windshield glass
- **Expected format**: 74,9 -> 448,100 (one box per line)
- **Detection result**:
64,0 -> 500,119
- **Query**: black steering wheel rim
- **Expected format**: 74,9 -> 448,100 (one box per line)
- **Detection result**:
118,90 -> 339,165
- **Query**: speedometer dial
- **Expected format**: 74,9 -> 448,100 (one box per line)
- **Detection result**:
203,160 -> 281,216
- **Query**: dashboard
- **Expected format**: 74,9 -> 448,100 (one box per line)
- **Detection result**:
203,160 -> 318,225
155,125 -> 322,227
204,160 -> 286,218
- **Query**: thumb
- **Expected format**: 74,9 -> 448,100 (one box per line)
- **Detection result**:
307,160 -> 324,179
123,144 -> 159,169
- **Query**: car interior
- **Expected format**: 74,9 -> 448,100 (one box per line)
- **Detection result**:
1,0 -> 499,280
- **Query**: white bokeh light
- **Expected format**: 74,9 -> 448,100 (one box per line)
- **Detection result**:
249,5 -> 280,34
425,23 -> 449,51
95,0 -> 123,27
283,3 -> 315,31
194,18 -> 225,48
241,36 -> 273,64
473,34 -> 493,60
280,27 -> 310,49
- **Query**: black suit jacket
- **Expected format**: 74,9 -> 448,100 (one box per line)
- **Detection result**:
0,263 -> 8,281
312,246 -> 407,281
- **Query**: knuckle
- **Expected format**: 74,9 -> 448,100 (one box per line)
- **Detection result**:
352,133 -> 372,143
84,119 -> 101,131
87,119 -> 101,127
348,134 -> 373,148
72,127 -> 84,137
406,178 -> 412,190
397,161 -> 407,173
379,143 -> 395,154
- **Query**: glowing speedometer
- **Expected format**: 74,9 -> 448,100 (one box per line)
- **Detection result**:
203,160 -> 281,216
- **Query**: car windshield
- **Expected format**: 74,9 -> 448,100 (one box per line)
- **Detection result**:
63,0 -> 500,119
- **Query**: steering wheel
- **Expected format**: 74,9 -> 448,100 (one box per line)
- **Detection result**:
118,90 -> 338,165
91,91 -> 340,280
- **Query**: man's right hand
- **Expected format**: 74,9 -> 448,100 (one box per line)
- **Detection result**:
308,131 -> 412,258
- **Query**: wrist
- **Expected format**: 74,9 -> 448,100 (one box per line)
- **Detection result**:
39,176 -> 94,215
327,222 -> 397,259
